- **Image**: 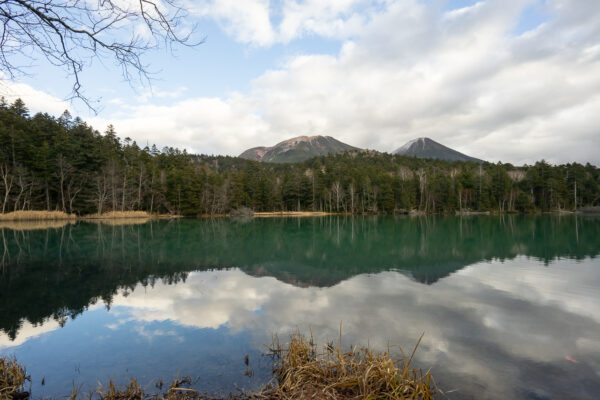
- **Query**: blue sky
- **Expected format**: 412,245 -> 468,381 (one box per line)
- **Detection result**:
3,0 -> 600,165
19,0 -> 548,108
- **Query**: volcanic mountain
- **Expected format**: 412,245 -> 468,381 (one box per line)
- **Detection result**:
239,135 -> 359,163
393,137 -> 483,162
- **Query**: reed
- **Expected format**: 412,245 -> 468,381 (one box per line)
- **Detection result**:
2,331 -> 437,400
0,220 -> 75,230
96,218 -> 152,226
0,357 -> 30,400
253,212 -> 334,218
81,211 -> 153,219
0,211 -> 76,221
81,211 -> 181,220
268,332 -> 436,399
94,378 -> 144,400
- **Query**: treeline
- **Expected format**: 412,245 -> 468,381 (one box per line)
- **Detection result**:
1,98 -> 599,215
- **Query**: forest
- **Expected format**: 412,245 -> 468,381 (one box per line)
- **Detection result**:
1,98 -> 599,216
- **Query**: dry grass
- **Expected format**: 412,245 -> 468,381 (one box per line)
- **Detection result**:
0,220 -> 75,230
68,377 -> 259,400
92,378 -> 144,400
81,212 -> 181,220
81,211 -> 153,220
96,218 -> 153,226
3,331 -> 436,400
267,331 -> 436,400
0,357 -> 30,400
253,212 -> 334,218
0,211 -> 76,221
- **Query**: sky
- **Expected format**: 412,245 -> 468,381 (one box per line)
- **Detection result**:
1,0 -> 600,165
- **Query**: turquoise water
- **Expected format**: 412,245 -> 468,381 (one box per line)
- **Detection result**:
0,216 -> 599,399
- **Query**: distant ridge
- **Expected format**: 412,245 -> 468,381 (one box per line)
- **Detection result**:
239,135 -> 358,163
393,137 -> 483,163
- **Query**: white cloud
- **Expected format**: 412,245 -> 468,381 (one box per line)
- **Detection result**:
2,256 -> 599,397
0,79 -> 71,116
90,257 -> 600,398
188,0 -> 380,45
89,0 -> 600,164
88,94 -> 270,154
278,0 -> 377,42
4,0 -> 600,164
0,318 -> 61,349
189,0 -> 276,46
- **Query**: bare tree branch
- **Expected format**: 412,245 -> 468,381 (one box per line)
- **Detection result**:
0,0 -> 203,111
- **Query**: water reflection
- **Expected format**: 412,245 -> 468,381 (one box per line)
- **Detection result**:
105,259 -> 598,399
0,216 -> 599,399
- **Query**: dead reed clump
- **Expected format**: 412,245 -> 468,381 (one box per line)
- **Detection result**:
90,377 -> 257,400
253,212 -> 334,218
97,218 -> 152,226
81,212 -> 182,221
0,357 -> 30,400
93,378 -> 144,400
0,211 -> 76,221
82,211 -> 152,220
0,220 -> 75,230
2,331 -> 436,400
268,332 -> 436,400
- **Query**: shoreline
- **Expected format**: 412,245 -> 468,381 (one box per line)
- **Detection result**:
0,332 -> 435,400
0,211 -> 181,222
80,212 -> 181,220
253,211 -> 336,217
0,209 -> 598,222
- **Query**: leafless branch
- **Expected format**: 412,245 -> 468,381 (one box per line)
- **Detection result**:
0,0 -> 203,111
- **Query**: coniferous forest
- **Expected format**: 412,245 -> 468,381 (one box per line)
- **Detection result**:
1,98 -> 599,216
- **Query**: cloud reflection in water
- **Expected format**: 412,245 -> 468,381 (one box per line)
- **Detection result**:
98,256 -> 600,399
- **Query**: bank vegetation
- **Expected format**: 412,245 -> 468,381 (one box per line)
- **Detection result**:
0,332 -> 435,400
1,98 -> 599,217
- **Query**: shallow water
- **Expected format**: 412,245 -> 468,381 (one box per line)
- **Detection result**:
1,215 -> 599,399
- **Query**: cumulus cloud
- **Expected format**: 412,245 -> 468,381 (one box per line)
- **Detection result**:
277,0 -> 377,42
2,0 -> 600,164
0,79 -> 71,115
0,318 -> 61,349
188,0 -> 380,45
189,0 -> 276,46
2,256 -> 599,397
87,94 -> 270,154
96,257 -> 600,398
85,0 -> 600,165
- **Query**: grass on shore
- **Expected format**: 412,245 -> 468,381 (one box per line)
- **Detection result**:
0,211 -> 76,221
253,211 -> 335,217
0,220 -> 75,230
0,357 -> 29,400
267,332 -> 435,399
2,332 -> 436,400
81,211 -> 161,220
0,211 -> 181,222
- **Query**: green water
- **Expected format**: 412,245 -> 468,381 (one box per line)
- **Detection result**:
0,215 -> 599,399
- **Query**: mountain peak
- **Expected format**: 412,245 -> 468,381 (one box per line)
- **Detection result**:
393,138 -> 482,163
396,137 -> 431,153
239,135 -> 358,163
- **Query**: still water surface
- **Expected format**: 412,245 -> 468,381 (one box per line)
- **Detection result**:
0,216 -> 599,399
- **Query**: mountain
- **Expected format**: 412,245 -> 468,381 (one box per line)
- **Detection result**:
393,137 -> 483,162
239,135 -> 359,163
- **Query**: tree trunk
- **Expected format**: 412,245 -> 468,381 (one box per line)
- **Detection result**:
0,164 -> 13,214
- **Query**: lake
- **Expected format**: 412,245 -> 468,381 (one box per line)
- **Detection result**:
1,215 -> 599,399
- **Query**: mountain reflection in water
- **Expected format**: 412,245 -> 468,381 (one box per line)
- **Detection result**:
0,215 -> 599,399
